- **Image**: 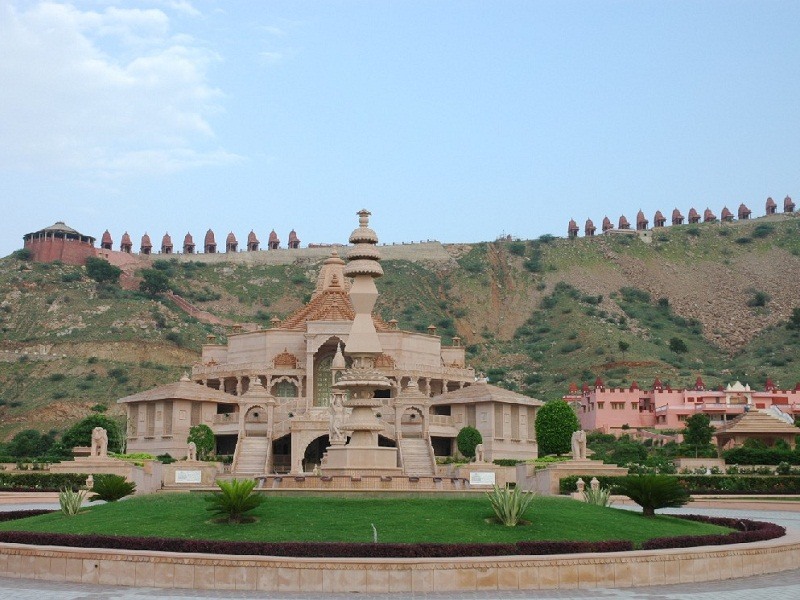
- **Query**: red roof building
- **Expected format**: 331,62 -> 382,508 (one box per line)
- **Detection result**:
204,229 -> 217,254
140,233 -> 153,255
247,230 -> 259,252
737,203 -> 751,220
183,233 -> 195,254
22,221 -> 97,265
636,210 -> 648,231
226,232 -> 237,253
766,197 -> 777,215
120,232 -> 133,253
567,219 -> 579,239
161,233 -> 173,254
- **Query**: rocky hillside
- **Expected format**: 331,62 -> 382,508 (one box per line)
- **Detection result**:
1,214 -> 799,439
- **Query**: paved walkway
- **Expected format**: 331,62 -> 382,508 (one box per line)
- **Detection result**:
0,507 -> 798,599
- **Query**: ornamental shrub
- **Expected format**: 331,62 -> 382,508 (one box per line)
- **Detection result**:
205,478 -> 265,524
486,484 -> 535,526
456,426 -> 482,459
89,474 -> 136,502
583,486 -> 613,507
615,475 -> 689,517
59,488 -> 86,516
535,400 -> 579,456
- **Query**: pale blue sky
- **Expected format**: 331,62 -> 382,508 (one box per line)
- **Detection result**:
2,1 -> 799,257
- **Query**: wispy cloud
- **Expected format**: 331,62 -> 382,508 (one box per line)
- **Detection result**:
259,51 -> 283,64
0,1 -> 238,177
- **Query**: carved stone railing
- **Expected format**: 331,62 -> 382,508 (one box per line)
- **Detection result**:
429,415 -> 455,427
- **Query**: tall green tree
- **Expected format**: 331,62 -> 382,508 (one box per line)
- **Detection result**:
61,414 -> 123,454
139,268 -> 170,297
535,400 -> 580,456
85,257 -> 122,284
683,413 -> 714,447
188,424 -> 215,460
6,429 -> 55,458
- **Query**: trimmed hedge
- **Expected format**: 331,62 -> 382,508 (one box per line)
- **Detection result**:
0,530 -> 635,558
0,511 -> 783,557
642,515 -> 784,549
559,474 -> 800,495
722,447 -> 800,466
0,473 -> 88,492
0,510 -> 53,522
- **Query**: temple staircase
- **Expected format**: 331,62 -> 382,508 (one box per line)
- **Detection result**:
232,437 -> 269,476
398,438 -> 436,477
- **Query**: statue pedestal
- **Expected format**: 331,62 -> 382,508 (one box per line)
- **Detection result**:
456,463 -> 516,488
517,460 -> 628,496
322,445 -> 402,477
49,456 -> 133,477
49,457 -> 164,494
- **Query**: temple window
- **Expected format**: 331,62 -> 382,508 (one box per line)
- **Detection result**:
275,380 -> 297,398
314,355 -> 333,406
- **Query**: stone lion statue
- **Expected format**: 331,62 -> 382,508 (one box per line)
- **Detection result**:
187,441 -> 197,461
91,426 -> 108,458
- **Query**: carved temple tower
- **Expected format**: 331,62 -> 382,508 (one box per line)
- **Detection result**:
323,209 -> 401,475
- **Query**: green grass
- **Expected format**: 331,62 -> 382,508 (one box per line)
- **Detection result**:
0,494 -> 730,545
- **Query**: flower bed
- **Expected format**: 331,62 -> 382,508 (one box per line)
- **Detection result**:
0,511 -> 783,557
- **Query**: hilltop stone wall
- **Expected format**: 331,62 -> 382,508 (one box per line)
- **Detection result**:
102,241 -> 454,269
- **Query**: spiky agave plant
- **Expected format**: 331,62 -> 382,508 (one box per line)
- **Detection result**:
486,484 -> 535,526
205,478 -> 265,524
582,486 -> 613,507
58,487 -> 86,516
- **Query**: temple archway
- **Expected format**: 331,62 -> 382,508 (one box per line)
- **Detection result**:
271,434 -> 291,474
302,435 -> 330,471
399,406 -> 425,438
243,405 -> 269,437
313,337 -> 346,407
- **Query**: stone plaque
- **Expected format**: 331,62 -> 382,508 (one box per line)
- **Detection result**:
175,470 -> 202,484
469,471 -> 496,486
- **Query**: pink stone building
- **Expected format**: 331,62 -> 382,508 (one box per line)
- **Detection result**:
565,378 -> 800,435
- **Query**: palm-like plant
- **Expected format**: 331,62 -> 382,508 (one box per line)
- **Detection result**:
486,484 -> 535,526
615,475 -> 689,517
89,474 -> 136,502
205,478 -> 265,524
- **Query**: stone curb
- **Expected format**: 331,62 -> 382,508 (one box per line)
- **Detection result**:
0,529 -> 798,592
